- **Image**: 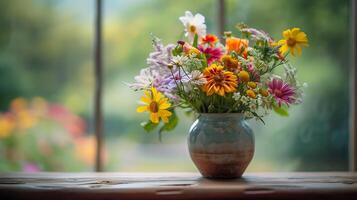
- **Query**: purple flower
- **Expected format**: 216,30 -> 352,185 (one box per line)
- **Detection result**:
147,36 -> 175,74
153,69 -> 189,101
268,79 -> 295,106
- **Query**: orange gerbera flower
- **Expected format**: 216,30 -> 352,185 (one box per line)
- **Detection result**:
201,34 -> 219,47
202,64 -> 238,96
225,37 -> 249,57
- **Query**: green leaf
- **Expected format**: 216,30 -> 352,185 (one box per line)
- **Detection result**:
140,121 -> 158,132
156,113 -> 179,142
273,105 -> 289,117
172,45 -> 182,56
193,34 -> 198,48
200,54 -> 208,67
159,113 -> 179,133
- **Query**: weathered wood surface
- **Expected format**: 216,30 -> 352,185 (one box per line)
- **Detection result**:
0,172 -> 357,200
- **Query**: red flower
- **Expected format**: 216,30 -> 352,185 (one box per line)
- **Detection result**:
198,45 -> 223,65
201,34 -> 219,47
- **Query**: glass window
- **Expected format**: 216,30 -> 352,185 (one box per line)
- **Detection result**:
227,0 -> 350,171
104,0 -> 351,172
0,0 -> 352,172
0,0 -> 95,171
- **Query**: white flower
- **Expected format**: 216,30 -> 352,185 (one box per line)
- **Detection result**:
179,11 -> 206,42
171,55 -> 189,67
254,95 -> 262,105
233,92 -> 241,101
129,68 -> 157,90
190,70 -> 206,85
240,96 -> 250,105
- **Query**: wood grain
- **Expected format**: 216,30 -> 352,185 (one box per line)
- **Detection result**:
0,172 -> 356,200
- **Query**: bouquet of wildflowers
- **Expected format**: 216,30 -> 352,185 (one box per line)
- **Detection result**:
130,11 -> 308,133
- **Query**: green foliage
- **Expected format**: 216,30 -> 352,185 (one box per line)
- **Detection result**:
172,45 -> 183,56
159,112 -> 179,133
273,105 -> 289,117
192,34 -> 198,48
140,121 -> 159,132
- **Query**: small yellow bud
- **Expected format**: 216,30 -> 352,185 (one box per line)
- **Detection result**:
238,70 -> 250,82
247,81 -> 257,89
259,89 -> 269,97
246,89 -> 256,99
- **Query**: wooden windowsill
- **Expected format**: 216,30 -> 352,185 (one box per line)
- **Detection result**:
0,172 -> 356,199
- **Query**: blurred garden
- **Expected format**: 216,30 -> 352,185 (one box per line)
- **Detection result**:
0,0 -> 352,172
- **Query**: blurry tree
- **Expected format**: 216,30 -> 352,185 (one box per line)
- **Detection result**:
0,0 -> 93,114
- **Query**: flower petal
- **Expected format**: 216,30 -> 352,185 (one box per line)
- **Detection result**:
136,106 -> 148,113
291,28 -> 301,37
159,109 -> 172,117
150,113 -> 159,123
193,13 -> 205,24
295,32 -> 308,43
140,96 -> 151,104
159,102 -> 170,110
282,29 -> 291,39
279,44 -> 289,55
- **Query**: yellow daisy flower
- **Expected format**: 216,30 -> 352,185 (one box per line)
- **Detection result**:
136,87 -> 172,124
278,28 -> 308,56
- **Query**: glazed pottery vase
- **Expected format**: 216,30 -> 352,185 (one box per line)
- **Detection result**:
188,113 -> 254,179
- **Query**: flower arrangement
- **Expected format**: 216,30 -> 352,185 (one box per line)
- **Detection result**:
130,11 -> 308,133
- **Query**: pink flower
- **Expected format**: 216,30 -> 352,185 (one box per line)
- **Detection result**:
268,79 -> 295,106
23,163 -> 40,172
247,63 -> 260,82
198,45 -> 223,65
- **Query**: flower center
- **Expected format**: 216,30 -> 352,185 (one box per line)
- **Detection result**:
287,38 -> 296,47
189,25 -> 196,33
274,89 -> 283,97
213,73 -> 224,83
149,101 -> 159,113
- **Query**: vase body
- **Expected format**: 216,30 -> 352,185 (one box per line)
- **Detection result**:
188,113 -> 254,178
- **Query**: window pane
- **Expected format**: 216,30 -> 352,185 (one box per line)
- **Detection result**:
226,0 -> 350,171
103,0 -> 217,171
104,0 -> 351,172
0,0 -> 95,171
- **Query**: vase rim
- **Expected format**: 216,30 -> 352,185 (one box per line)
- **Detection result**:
198,113 -> 245,117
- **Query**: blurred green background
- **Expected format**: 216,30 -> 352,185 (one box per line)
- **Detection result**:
0,0 -> 351,172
